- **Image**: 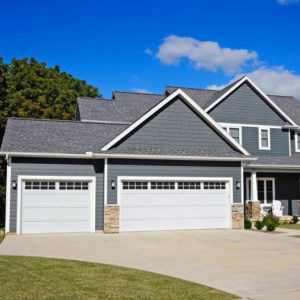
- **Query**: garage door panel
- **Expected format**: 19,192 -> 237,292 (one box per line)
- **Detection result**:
120,179 -> 230,232
21,180 -> 92,234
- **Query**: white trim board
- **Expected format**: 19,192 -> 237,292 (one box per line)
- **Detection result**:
100,88 -> 250,156
117,176 -> 234,231
205,76 -> 297,126
295,132 -> 300,153
5,156 -> 11,233
16,175 -> 96,234
218,122 -> 282,129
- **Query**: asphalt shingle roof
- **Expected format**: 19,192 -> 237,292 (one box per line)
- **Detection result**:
1,118 -> 128,154
248,155 -> 300,167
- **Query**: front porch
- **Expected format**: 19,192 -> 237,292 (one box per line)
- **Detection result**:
244,170 -> 300,218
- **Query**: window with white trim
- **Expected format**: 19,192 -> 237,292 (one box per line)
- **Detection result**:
25,181 -> 56,190
59,181 -> 89,190
122,181 -> 148,190
295,132 -> 300,152
203,182 -> 226,190
151,182 -> 175,190
259,128 -> 270,150
222,126 -> 241,144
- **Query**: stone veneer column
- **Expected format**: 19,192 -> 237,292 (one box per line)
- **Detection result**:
104,206 -> 119,233
247,201 -> 261,220
231,204 -> 244,229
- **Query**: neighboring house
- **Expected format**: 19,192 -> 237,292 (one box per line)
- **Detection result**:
1,76 -> 300,235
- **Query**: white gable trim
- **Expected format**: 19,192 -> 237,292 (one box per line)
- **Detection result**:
101,89 -> 250,155
205,76 -> 297,126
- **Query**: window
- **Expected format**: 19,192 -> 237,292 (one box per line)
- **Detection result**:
122,181 -> 148,190
295,132 -> 300,152
59,181 -> 89,190
259,127 -> 270,150
178,182 -> 201,189
151,182 -> 175,190
246,178 -> 275,204
222,126 -> 241,144
203,182 -> 226,190
25,181 -> 55,190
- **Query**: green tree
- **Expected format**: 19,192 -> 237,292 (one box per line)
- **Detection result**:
0,56 -> 101,226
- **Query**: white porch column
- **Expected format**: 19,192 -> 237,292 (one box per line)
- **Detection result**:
250,171 -> 258,201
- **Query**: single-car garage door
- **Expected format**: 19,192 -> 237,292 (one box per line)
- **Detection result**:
21,180 -> 93,234
120,179 -> 231,232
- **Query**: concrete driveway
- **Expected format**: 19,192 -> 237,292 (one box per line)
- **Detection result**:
1,229 -> 300,299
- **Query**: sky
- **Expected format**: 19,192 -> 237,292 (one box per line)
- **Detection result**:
1,0 -> 300,99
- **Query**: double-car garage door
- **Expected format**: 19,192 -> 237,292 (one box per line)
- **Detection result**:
120,179 -> 231,232
21,179 -> 92,234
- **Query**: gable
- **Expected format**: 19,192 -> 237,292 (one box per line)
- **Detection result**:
209,83 -> 288,126
113,97 -> 237,152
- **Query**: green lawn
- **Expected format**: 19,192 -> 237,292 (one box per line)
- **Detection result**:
278,223 -> 300,230
290,235 -> 300,238
0,227 -> 4,244
0,256 -> 238,300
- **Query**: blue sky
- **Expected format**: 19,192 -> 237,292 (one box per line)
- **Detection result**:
1,0 -> 300,98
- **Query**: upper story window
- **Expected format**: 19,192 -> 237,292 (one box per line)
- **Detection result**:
259,127 -> 270,150
295,132 -> 300,152
222,126 -> 241,144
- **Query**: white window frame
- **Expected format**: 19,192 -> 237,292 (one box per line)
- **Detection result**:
295,132 -> 300,153
246,177 -> 275,205
222,126 -> 242,145
17,175 -> 96,234
258,127 -> 271,150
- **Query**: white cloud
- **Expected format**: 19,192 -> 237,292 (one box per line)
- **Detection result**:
277,0 -> 300,5
145,48 -> 152,55
207,67 -> 300,99
132,88 -> 151,94
156,35 -> 257,74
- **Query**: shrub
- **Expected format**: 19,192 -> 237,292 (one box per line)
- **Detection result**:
244,217 -> 252,229
263,213 -> 280,226
266,219 -> 276,232
255,220 -> 264,230
291,216 -> 299,224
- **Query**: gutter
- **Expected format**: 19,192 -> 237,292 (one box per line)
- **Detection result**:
245,164 -> 300,170
0,151 -> 257,162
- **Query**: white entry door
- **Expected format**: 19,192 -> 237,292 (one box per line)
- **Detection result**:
120,179 -> 231,232
21,180 -> 92,234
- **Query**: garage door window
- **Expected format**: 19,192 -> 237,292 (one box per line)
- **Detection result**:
59,181 -> 89,190
122,181 -> 148,190
203,182 -> 226,189
151,182 -> 175,190
25,181 -> 55,190
178,182 -> 201,189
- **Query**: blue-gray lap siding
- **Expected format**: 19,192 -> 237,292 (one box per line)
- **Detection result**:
209,83 -> 287,126
9,157 -> 104,232
242,128 -> 289,156
107,159 -> 242,204
116,97 -> 235,151
244,172 -> 300,216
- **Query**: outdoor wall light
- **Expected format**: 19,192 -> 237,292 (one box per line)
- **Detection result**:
111,180 -> 115,189
12,180 -> 17,190
236,181 -> 241,190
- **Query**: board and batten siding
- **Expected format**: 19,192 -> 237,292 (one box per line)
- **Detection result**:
209,83 -> 287,126
242,128 -> 289,156
9,157 -> 104,232
116,97 -> 236,151
107,159 -> 242,204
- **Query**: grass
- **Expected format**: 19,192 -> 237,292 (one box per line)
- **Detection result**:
290,235 -> 300,238
0,227 -> 4,244
0,256 -> 238,300
278,223 -> 300,230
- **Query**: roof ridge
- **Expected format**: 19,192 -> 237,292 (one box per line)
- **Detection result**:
165,85 -> 218,92
77,97 -> 114,101
113,91 -> 164,96
8,117 -> 126,126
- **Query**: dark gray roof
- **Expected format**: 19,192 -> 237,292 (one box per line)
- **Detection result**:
104,147 -> 247,158
1,118 -> 127,154
165,86 -> 217,108
77,93 -> 165,123
248,155 -> 300,167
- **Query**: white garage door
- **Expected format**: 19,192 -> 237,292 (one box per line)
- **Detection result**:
21,180 -> 92,234
120,179 -> 231,232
